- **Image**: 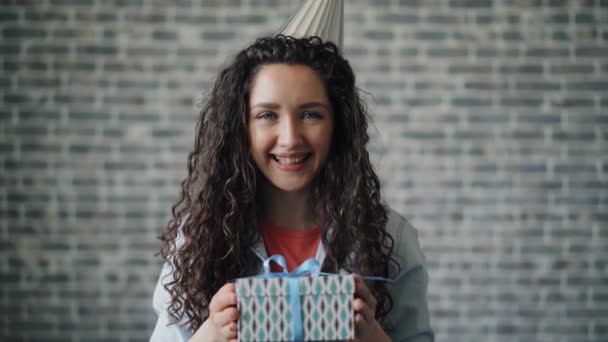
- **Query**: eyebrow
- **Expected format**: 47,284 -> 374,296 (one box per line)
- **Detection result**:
250,101 -> 331,112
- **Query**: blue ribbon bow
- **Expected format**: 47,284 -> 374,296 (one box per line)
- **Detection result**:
253,255 -> 320,341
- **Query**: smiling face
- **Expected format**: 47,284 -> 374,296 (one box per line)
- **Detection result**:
247,63 -> 334,195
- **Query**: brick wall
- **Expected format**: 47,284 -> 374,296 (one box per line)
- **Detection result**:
1,0 -> 606,341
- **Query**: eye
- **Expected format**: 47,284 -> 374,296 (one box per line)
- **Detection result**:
257,111 -> 277,120
302,111 -> 322,119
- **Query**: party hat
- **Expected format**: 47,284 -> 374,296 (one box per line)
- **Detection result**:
279,0 -> 344,49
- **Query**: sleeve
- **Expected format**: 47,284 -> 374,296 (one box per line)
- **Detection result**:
150,262 -> 192,342
150,214 -> 193,342
383,209 -> 435,342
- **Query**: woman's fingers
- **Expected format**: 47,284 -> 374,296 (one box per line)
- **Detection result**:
353,275 -> 377,312
353,297 -> 375,323
207,283 -> 239,339
222,321 -> 238,339
213,306 -> 240,327
352,274 -> 379,340
209,283 -> 237,313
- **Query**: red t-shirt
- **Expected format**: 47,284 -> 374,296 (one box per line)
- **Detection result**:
259,219 -> 321,272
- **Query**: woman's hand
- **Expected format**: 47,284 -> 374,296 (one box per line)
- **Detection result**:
189,283 -> 239,342
352,275 -> 391,342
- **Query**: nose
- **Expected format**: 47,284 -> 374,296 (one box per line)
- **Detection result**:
277,117 -> 303,148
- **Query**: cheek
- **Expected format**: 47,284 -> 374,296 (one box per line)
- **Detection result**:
315,127 -> 334,159
248,128 -> 269,156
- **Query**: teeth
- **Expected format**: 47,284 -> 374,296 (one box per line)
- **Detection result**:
275,155 -> 307,165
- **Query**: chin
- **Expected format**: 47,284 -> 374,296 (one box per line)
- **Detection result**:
269,180 -> 311,193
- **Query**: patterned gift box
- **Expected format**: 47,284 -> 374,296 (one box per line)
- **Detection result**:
236,275 -> 355,341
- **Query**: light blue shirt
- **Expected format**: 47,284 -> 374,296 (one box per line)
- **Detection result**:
150,208 -> 434,341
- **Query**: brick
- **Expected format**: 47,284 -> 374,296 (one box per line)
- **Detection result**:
549,64 -> 594,74
26,44 -> 69,54
566,81 -> 608,91
9,321 -> 54,331
552,30 -> 570,41
202,31 -> 236,40
103,61 -> 145,72
174,14 -> 217,24
0,10 -> 19,21
28,61 -> 50,72
401,129 -> 445,140
404,97 -> 442,107
451,96 -> 492,107
151,30 -> 178,40
75,11 -> 117,22
526,47 -> 569,57
551,97 -> 595,108
50,0 -> 94,5
500,97 -> 543,108
4,93 -> 29,104
201,0 -> 241,6
575,13 -> 596,24
52,61 -> 95,72
549,13 -> 570,24
13,126 -> 48,136
449,64 -> 492,74
499,64 -> 543,74
18,77 -> 61,87
2,27 -> 46,39
448,0 -> 493,8
427,14 -> 458,24
379,14 -> 419,23
575,47 -> 608,57
364,30 -> 394,40
42,241 -> 70,251
24,10 -> 69,21
118,112 -> 159,121
69,143 -> 111,153
553,129 -> 595,141
109,0 -> 143,6
77,45 -> 118,55
398,0 -> 424,6
475,47 -> 519,58
428,47 -> 467,57
176,47 -> 216,58
102,95 -> 145,105
126,46 -> 169,57
501,30 -> 523,41
104,160 -> 146,170
518,113 -> 561,124
68,111 -> 110,121
116,80 -> 160,90
30,337 -> 71,342
225,15 -> 266,24
415,30 -> 447,41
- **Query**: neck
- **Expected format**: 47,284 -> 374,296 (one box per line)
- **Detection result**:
259,183 -> 317,231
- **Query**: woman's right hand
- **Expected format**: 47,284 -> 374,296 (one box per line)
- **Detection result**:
189,283 -> 239,342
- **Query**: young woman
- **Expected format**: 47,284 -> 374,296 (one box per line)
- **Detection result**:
150,35 -> 433,342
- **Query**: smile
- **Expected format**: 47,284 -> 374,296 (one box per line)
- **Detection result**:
270,153 -> 311,171
272,154 -> 311,165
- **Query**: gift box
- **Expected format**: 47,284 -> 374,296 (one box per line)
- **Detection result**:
236,274 -> 355,341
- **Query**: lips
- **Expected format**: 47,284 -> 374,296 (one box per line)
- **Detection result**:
272,154 -> 311,165
270,153 -> 311,170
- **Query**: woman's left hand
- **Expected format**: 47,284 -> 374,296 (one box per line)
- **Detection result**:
352,275 -> 391,342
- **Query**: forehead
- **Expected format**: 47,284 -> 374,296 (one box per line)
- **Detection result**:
248,64 -> 330,107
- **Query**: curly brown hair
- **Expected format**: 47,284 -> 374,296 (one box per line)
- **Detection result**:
158,35 -> 400,332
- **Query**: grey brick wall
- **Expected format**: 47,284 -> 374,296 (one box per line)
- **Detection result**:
1,0 -> 606,341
